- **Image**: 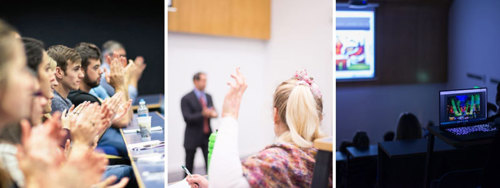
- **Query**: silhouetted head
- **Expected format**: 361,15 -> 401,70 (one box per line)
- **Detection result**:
396,112 -> 422,140
352,131 -> 369,150
383,131 -> 395,141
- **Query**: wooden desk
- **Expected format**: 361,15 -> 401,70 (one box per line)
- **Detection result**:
314,137 -> 333,152
311,137 -> 333,188
121,112 -> 165,188
132,94 -> 163,111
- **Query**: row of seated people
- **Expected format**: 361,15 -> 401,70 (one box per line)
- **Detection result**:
0,19 -> 146,188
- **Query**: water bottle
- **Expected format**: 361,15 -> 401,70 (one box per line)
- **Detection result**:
137,99 -> 149,117
137,99 -> 151,141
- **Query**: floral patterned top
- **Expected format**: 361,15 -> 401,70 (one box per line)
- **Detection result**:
241,142 -> 332,188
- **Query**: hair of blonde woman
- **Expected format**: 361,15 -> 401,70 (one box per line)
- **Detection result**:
47,55 -> 57,70
274,78 -> 324,148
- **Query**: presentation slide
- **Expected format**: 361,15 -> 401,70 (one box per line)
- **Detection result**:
336,10 -> 375,80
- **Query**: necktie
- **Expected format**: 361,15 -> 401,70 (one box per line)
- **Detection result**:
200,96 -> 210,134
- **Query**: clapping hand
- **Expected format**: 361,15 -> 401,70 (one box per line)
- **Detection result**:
105,52 -> 127,90
61,101 -> 90,130
103,92 -> 132,123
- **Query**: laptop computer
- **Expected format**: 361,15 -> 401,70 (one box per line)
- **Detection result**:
439,88 -> 497,141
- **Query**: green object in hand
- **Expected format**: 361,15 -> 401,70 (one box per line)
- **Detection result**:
207,130 -> 218,172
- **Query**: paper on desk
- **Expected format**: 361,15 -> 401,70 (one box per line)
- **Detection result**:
128,140 -> 163,149
123,126 -> 163,134
168,179 -> 190,188
135,152 -> 164,162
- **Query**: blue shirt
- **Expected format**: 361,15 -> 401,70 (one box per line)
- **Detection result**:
193,88 -> 207,104
90,85 -> 110,100
51,90 -> 73,113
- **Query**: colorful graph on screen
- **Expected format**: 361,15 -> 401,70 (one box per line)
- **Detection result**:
446,94 -> 481,121
336,10 -> 375,80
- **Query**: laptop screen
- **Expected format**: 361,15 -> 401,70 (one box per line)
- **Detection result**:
439,88 -> 487,127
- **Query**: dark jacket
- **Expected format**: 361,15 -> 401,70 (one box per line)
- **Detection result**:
68,89 -> 101,106
181,91 -> 214,149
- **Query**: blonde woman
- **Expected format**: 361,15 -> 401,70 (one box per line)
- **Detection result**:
187,68 -> 329,187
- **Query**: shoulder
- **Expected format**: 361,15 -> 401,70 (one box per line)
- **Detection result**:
51,94 -> 64,104
182,91 -> 195,100
242,143 -> 318,187
243,143 -> 317,171
68,90 -> 100,104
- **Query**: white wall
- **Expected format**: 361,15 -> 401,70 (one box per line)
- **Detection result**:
168,0 -> 333,176
448,0 -> 500,102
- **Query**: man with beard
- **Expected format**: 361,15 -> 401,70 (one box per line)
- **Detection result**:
68,42 -> 105,105
69,42 -> 132,157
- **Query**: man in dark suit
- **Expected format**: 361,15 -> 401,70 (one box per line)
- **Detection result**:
181,72 -> 218,176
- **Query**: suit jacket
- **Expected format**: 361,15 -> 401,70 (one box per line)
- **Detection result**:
181,90 -> 214,149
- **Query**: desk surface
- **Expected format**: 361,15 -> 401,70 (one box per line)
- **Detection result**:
122,111 -> 165,188
346,145 -> 378,158
314,137 -> 333,152
379,138 -> 455,158
336,151 -> 347,162
133,94 -> 163,110
427,126 -> 495,147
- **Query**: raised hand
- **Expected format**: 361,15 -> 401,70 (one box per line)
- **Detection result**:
222,68 -> 247,119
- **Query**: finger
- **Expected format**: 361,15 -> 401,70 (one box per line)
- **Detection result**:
230,73 -> 242,88
65,139 -> 70,147
228,81 -> 237,90
62,109 -> 68,118
70,104 -> 75,111
116,100 -> 132,120
106,55 -> 111,65
110,177 -> 129,188
20,119 -> 32,146
135,56 -> 144,64
105,69 -> 111,83
235,68 -> 244,85
50,112 -> 62,132
120,57 -> 127,67
102,176 -> 118,186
